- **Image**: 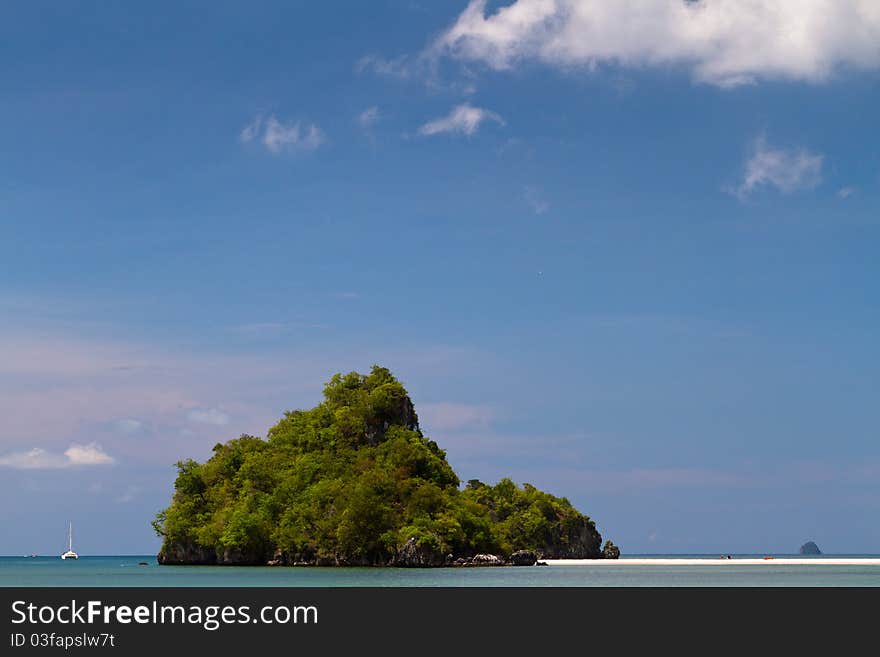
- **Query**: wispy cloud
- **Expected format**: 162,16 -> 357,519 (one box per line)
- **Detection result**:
523,186 -> 550,214
837,186 -> 857,199
0,336 -> 152,378
357,106 -> 381,128
355,54 -> 413,79
232,322 -> 287,333
229,321 -> 328,336
0,442 -> 115,470
239,116 -> 263,143
115,485 -> 141,504
419,402 -> 495,433
186,407 -> 231,426
0,333 -> 249,449
431,0 -> 880,88
418,103 -> 504,137
496,460 -> 880,498
355,53 -> 477,95
0,327 -> 491,467
734,136 -> 823,199
114,418 -> 143,434
239,114 -> 325,153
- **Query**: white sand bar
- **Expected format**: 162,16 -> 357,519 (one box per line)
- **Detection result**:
543,558 -> 880,566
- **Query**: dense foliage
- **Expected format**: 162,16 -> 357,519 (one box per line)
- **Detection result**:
154,366 -> 603,565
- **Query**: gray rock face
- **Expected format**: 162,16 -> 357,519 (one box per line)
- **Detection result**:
799,541 -> 822,555
269,547 -> 324,566
535,518 -> 603,559
393,538 -> 446,567
469,553 -> 505,566
267,548 -> 287,566
156,541 -> 217,565
364,389 -> 420,445
217,546 -> 266,566
602,540 -> 621,560
509,550 -> 538,566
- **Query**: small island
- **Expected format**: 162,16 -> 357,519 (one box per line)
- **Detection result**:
799,541 -> 822,555
153,366 -> 617,566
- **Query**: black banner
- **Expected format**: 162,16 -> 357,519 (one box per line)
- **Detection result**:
1,587 -> 873,654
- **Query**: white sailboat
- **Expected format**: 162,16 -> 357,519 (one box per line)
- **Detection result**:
61,522 -> 78,560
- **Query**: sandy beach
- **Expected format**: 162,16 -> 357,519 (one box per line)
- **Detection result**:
543,557 -> 880,566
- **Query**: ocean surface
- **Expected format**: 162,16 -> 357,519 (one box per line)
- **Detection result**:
3,555 -> 880,586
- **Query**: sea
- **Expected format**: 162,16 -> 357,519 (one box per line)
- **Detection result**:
2,555 -> 880,586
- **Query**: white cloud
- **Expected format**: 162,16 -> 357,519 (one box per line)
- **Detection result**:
418,103 -> 505,137
240,114 -> 325,153
433,0 -> 880,87
357,106 -> 381,127
0,442 -> 115,469
837,186 -> 857,199
735,136 -> 823,198
187,407 -> 231,426
65,442 -> 115,466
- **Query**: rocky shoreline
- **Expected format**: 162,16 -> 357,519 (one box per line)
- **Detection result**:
157,539 -> 621,567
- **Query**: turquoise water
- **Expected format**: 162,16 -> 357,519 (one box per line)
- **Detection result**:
2,555 -> 880,586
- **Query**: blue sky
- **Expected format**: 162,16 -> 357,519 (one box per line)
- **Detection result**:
1,0 -> 879,555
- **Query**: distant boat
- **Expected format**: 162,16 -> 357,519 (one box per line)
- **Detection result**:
61,522 -> 78,560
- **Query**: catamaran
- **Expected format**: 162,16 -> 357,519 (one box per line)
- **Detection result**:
61,522 -> 78,560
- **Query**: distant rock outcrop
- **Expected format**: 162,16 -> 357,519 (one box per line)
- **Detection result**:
602,540 -> 621,559
509,550 -> 538,566
799,541 -> 821,555
469,554 -> 505,566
